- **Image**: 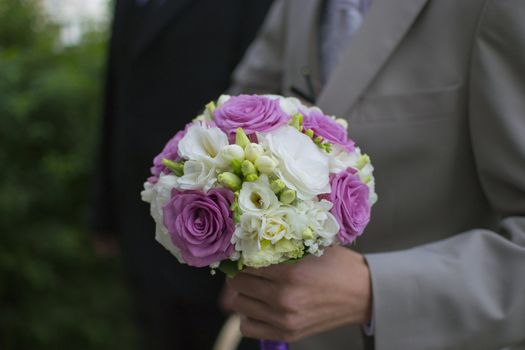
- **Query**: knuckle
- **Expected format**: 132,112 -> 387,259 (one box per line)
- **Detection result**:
280,313 -> 300,332
275,288 -> 299,312
239,319 -> 252,337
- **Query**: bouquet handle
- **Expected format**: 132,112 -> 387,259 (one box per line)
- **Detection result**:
260,339 -> 289,350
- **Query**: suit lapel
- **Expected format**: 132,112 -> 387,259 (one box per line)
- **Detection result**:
316,0 -> 429,116
132,0 -> 195,58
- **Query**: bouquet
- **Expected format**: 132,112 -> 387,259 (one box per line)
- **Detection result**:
141,94 -> 377,349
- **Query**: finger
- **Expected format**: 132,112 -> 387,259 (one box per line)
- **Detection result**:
229,273 -> 275,303
243,264 -> 293,282
232,293 -> 278,326
239,316 -> 304,343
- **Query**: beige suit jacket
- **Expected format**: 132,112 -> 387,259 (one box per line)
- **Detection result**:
229,0 -> 525,349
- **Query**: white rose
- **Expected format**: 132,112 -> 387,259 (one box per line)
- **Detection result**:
177,123 -> 229,165
176,159 -> 217,191
238,175 -> 279,213
259,126 -> 330,200
143,174 -> 184,263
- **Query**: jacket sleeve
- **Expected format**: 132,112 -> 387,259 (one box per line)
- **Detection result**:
365,1 -> 525,349
228,0 -> 287,95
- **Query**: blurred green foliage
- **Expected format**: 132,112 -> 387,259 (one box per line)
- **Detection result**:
0,0 -> 139,348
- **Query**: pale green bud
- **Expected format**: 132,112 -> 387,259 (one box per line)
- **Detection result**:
220,144 -> 245,163
302,227 -> 314,240
241,160 -> 257,176
321,142 -> 333,154
162,158 -> 184,177
244,143 -> 264,162
289,113 -> 304,130
245,173 -> 259,182
235,128 -> 250,148
275,239 -> 304,259
255,156 -> 277,174
194,101 -> 215,122
314,135 -> 324,144
305,129 -> 315,139
362,175 -> 373,184
356,154 -> 371,170
218,172 -> 242,191
280,189 -> 296,205
231,159 -> 243,176
270,179 -> 286,194
205,101 -> 216,113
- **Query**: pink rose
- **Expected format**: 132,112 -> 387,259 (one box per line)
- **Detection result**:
326,168 -> 370,245
213,95 -> 288,135
162,188 -> 235,267
150,123 -> 192,181
303,111 -> 354,152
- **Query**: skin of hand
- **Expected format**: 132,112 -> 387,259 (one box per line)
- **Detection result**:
229,246 -> 372,342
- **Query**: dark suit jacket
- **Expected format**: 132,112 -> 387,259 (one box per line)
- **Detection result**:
92,0 -> 273,302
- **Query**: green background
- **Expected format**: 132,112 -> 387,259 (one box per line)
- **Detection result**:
0,0 -> 139,348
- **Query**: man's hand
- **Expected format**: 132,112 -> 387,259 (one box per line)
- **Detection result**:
229,246 -> 372,342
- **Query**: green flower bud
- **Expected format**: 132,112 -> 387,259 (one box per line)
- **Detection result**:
270,179 -> 286,194
302,227 -> 314,240
305,129 -> 315,138
244,173 -> 259,182
230,200 -> 242,223
289,113 -> 304,130
241,160 -> 257,176
279,189 -> 296,205
362,175 -> 372,184
235,128 -> 250,148
231,159 -> 243,176
356,154 -> 371,170
220,144 -> 245,163
245,143 -> 264,162
218,172 -> 242,191
255,156 -> 277,174
321,142 -> 333,154
205,101 -> 216,113
162,158 -> 184,177
314,135 -> 324,144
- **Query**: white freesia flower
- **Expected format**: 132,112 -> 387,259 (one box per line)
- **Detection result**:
328,145 -> 360,173
232,213 -> 263,255
177,123 -> 229,165
238,175 -> 279,213
260,207 -> 299,243
243,247 -> 287,268
255,155 -> 277,174
259,126 -> 330,200
245,143 -> 265,162
220,144 -> 245,163
141,174 -> 183,263
217,94 -> 231,106
176,159 -> 216,191
140,181 -> 155,203
265,95 -> 309,116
